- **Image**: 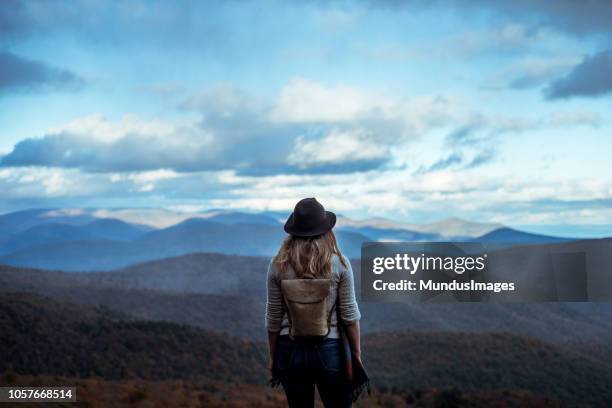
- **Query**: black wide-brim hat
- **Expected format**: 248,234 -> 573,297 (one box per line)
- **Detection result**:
284,197 -> 336,237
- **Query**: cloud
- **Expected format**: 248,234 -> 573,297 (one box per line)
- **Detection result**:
0,1 -> 226,46
446,108 -> 599,148
8,76 -> 594,177
0,80 -> 406,174
0,165 -> 237,213
421,153 -> 463,173
445,125 -> 485,147
203,165 -> 612,228
448,23 -> 554,59
0,114 -> 217,172
465,149 -> 495,168
2,157 -> 611,228
415,148 -> 495,175
183,84 -> 262,116
484,57 -> 579,91
0,166 -> 110,198
270,78 -> 458,140
544,50 -> 612,99
371,0 -> 612,39
548,111 -> 603,127
0,51 -> 82,94
444,115 -> 537,150
112,169 -> 182,192
0,0 -> 312,63
288,128 -> 388,169
0,0 -> 35,40
469,0 -> 612,38
271,78 -> 373,123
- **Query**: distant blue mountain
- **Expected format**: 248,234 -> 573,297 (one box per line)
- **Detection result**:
260,210 -> 289,221
0,223 -> 95,255
81,218 -> 152,240
136,218 -> 285,257
337,225 -> 441,242
0,219 -> 369,271
0,208 -> 97,234
472,227 -> 573,244
0,239 -> 140,271
136,218 -> 367,260
0,208 -> 581,271
205,211 -> 281,226
0,220 -> 17,241
0,218 -> 152,257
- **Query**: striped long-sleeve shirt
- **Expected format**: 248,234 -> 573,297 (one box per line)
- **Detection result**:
265,255 -> 361,338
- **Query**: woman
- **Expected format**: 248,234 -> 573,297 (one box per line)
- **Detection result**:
266,197 -> 363,407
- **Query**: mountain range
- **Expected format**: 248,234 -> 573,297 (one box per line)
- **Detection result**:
1,207 -> 611,407
0,208 -> 575,271
2,252 -> 612,345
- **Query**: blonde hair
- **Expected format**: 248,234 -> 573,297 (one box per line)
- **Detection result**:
274,230 -> 347,278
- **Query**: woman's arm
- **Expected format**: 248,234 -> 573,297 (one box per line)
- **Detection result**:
265,261 -> 283,372
338,256 -> 362,359
267,330 -> 279,373
344,320 -> 361,361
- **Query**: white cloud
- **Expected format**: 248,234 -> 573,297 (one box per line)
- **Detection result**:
89,169 -> 184,192
125,169 -> 182,192
44,209 -> 87,217
271,78 -> 457,129
46,113 -> 179,143
0,167 -> 103,197
2,113 -> 217,172
208,166 -> 612,226
183,83 -> 263,117
270,78 -> 374,123
288,128 -> 387,167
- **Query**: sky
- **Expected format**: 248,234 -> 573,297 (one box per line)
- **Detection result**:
1,0 -> 611,236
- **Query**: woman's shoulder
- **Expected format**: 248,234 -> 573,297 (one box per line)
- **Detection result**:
267,257 -> 279,275
268,258 -> 294,279
332,254 -> 351,274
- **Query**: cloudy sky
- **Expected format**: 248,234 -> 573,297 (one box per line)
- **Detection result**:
1,0 -> 611,236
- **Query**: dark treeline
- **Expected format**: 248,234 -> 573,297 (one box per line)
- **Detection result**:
2,293 -> 612,406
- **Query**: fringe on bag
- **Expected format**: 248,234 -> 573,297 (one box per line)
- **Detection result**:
350,378 -> 371,402
269,376 -> 282,388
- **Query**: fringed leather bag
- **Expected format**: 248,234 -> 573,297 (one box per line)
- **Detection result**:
337,307 -> 371,402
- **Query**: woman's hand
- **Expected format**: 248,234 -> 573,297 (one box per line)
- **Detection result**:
344,321 -> 362,362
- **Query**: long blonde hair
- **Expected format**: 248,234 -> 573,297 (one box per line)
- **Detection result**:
274,230 -> 347,278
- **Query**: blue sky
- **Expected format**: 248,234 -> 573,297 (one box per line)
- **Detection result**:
1,0 -> 611,236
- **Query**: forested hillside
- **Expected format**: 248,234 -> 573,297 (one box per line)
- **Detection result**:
2,293 -> 612,406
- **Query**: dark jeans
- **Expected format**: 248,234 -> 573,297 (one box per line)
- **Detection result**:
275,335 -> 351,408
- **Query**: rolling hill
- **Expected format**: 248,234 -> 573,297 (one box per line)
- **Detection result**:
364,330 -> 612,407
0,293 -> 267,383
2,253 -> 612,345
1,293 -> 611,406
